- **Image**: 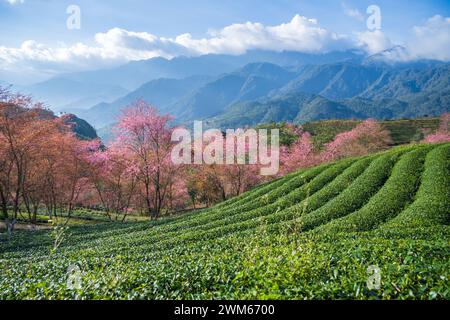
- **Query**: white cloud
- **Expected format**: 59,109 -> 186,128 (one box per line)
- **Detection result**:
5,0 -> 24,5
406,15 -> 450,61
91,14 -> 353,57
1,14 -> 450,81
356,30 -> 393,54
363,15 -> 450,62
0,15 -> 353,77
175,15 -> 352,54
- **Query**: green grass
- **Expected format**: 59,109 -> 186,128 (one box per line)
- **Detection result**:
0,208 -> 149,230
0,143 -> 449,300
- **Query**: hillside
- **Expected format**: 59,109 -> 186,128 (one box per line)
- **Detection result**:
206,81 -> 449,129
302,118 -> 441,149
204,93 -> 363,129
83,60 -> 450,131
97,116 -> 441,148
1,143 -> 448,299
0,102 -> 98,141
199,61 -> 450,128
60,113 -> 99,140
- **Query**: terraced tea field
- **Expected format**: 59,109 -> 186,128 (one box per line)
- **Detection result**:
1,143 -> 449,299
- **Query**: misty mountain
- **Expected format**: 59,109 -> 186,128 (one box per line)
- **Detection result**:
362,46 -> 445,69
76,75 -> 212,128
171,62 -> 297,121
78,62 -> 300,128
28,50 -> 447,142
21,78 -> 128,111
12,49 -> 362,118
50,50 -> 363,91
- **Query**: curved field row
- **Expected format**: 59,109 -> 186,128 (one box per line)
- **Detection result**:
316,145 -> 433,233
382,144 -> 450,229
68,161 -> 331,247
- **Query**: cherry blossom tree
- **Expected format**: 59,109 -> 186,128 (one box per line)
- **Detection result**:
0,87 -> 95,224
183,129 -> 264,207
279,130 -> 317,175
87,140 -> 138,221
423,113 -> 450,144
114,100 -> 182,219
322,119 -> 392,161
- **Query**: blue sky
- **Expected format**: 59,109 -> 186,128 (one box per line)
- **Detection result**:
1,0 -> 449,83
1,0 -> 448,45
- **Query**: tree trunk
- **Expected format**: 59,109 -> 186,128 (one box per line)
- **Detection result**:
0,186 -> 8,219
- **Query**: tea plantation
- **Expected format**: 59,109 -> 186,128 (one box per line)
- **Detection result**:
0,143 -> 449,299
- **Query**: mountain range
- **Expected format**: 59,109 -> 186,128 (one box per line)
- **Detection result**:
79,55 -> 449,133
4,49 -> 449,142
205,61 -> 450,129
13,50 -> 362,113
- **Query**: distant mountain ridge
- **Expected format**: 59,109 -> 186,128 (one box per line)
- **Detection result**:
20,78 -> 128,111
11,49 -> 447,141
205,62 -> 450,129
82,58 -> 449,137
73,75 -> 213,128
26,49 -> 360,114
55,50 -> 363,90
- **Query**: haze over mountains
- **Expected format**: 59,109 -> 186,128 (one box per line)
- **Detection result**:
5,49 -> 450,140
20,79 -> 129,112
17,50 -> 361,112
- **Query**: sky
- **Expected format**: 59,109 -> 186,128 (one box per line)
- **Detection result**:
1,0 -> 449,84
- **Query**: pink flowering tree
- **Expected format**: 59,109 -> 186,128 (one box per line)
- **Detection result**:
423,113 -> 450,144
87,141 -> 138,221
183,129 -> 264,207
114,100 -> 182,219
223,129 -> 264,196
279,130 -> 317,175
165,177 -> 190,213
322,119 -> 392,161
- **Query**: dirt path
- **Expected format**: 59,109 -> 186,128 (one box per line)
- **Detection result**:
0,221 -> 52,231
